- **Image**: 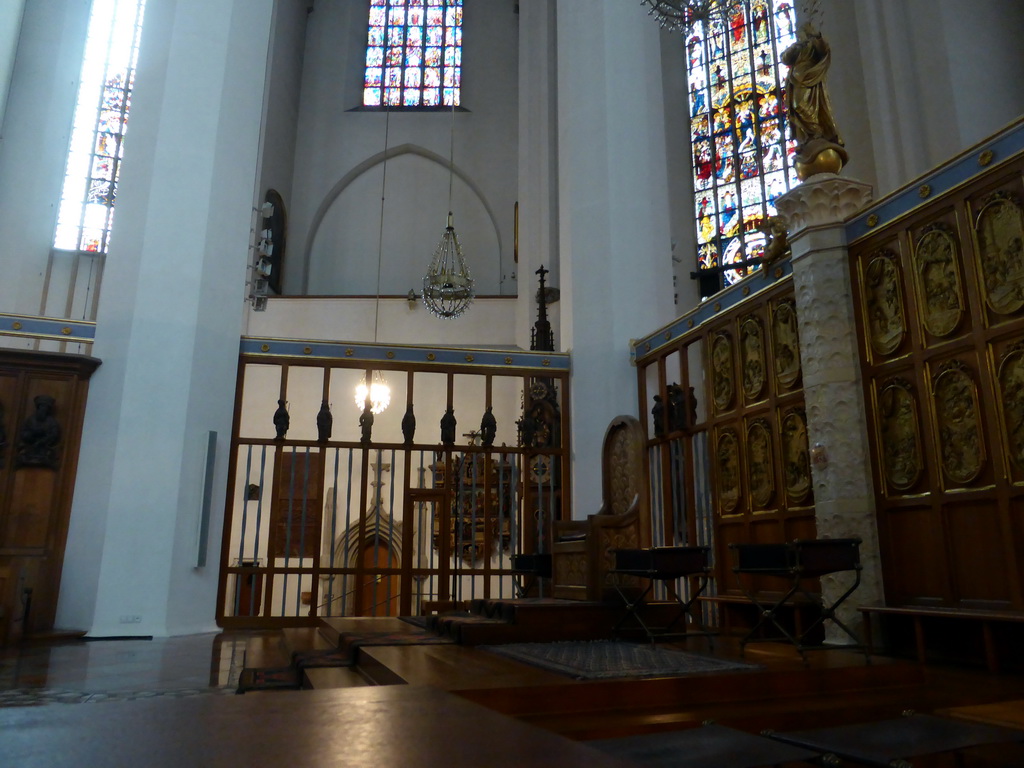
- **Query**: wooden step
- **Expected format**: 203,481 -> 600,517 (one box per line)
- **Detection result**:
303,666 -> 374,690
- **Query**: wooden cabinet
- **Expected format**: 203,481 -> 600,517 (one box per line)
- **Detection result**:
0,350 -> 99,643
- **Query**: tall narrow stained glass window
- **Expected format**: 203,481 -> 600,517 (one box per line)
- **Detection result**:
688,0 -> 798,290
54,0 -> 147,254
363,0 -> 463,108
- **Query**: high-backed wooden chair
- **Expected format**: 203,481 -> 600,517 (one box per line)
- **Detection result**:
551,415 -> 651,601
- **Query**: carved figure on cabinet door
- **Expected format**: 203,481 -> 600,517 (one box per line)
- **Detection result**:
716,429 -> 740,513
651,395 -> 666,437
316,400 -> 333,442
440,407 -> 457,446
273,399 -> 289,440
402,404 -> 416,445
480,406 -> 497,448
15,394 -> 62,469
360,402 -> 374,444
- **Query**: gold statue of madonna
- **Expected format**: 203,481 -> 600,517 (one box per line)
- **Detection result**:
782,22 -> 848,179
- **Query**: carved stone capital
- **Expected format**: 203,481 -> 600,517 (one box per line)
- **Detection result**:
775,175 -> 873,236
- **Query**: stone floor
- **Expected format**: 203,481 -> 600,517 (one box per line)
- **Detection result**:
0,632 -> 248,707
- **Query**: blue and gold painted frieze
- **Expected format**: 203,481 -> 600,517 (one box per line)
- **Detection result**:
847,117 -> 1024,242
241,336 -> 570,373
630,257 -> 793,365
0,312 -> 96,344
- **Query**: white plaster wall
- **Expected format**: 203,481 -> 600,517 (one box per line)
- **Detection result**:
0,0 -> 26,139
287,0 -> 519,299
852,0 -> 1024,196
557,0 -> 676,516
255,0 -> 309,231
515,0 -> 559,350
0,0 -> 89,322
60,0 -> 274,637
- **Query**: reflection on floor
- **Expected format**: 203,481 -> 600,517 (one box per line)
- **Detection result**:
0,632 -> 253,707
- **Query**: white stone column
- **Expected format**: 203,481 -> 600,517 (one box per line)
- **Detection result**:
775,175 -> 882,643
556,0 -> 675,515
59,0 -> 274,637
516,0 -> 558,349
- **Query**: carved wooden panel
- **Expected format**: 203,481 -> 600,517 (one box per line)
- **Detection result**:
973,191 -> 1024,317
911,222 -> 966,340
740,315 -> 766,403
746,418 -> 774,510
851,153 -> 1024,610
771,299 -> 801,391
861,247 -> 908,361
710,331 -> 736,414
875,377 -> 923,493
780,407 -> 811,505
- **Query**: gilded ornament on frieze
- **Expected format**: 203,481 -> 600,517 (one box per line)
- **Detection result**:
997,344 -> 1024,473
710,332 -> 735,412
740,316 -> 766,401
974,192 -> 1024,315
715,428 -> 741,514
746,419 -> 774,509
877,378 -> 923,491
781,408 -> 811,504
933,360 -> 985,485
864,250 -> 905,357
912,224 -> 964,338
771,300 -> 801,389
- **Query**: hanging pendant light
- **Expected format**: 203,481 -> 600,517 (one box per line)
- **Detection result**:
640,0 -> 743,34
354,105 -> 393,414
423,94 -> 474,319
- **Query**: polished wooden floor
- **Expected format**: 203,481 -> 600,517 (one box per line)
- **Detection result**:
2,624 -> 1023,767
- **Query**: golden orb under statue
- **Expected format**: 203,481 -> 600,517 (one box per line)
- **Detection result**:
796,147 -> 844,180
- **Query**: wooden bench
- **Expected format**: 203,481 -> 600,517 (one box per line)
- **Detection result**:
859,604 -> 1024,673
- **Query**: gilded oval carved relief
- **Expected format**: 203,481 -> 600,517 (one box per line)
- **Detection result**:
781,408 -> 811,504
933,360 -> 985,485
716,428 -> 741,514
710,332 -> 735,412
740,316 -> 766,401
878,378 -> 923,491
865,250 -> 906,356
772,300 -> 801,389
913,225 -> 964,337
998,345 -> 1024,473
747,419 -> 774,509
975,193 -> 1024,315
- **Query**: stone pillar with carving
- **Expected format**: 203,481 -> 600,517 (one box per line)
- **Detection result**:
775,175 -> 881,644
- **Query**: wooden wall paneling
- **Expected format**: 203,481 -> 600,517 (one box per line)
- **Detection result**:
851,153 -> 1024,611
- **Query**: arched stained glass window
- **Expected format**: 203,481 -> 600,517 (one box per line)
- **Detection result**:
363,0 -> 463,108
54,0 -> 147,254
688,0 -> 798,292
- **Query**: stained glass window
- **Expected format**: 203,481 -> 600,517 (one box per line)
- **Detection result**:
54,0 -> 146,254
688,0 -> 798,291
363,0 -> 463,108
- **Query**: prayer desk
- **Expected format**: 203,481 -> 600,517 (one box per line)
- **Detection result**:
608,546 -> 713,644
730,538 -> 866,659
511,552 -> 552,598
